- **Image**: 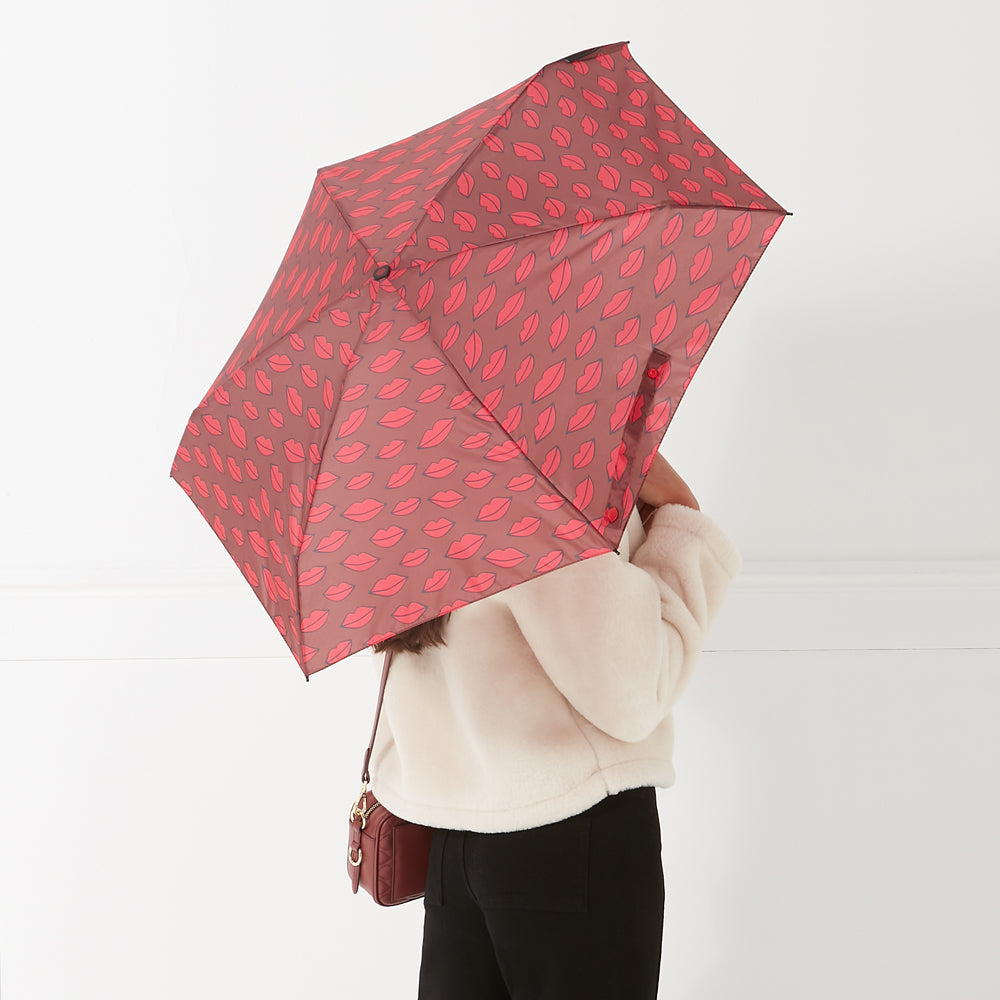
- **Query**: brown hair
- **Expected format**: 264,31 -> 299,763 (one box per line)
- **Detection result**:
371,612 -> 452,656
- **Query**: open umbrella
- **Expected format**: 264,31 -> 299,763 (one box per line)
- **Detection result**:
169,39 -> 790,679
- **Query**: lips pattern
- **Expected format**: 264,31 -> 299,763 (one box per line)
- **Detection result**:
170,39 -> 789,678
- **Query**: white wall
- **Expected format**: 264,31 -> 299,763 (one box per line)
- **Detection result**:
3,2 -> 998,570
2,0 -> 998,997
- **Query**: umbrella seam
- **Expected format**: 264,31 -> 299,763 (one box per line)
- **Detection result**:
402,65 -> 545,259
316,171 -> 380,269
425,328 -> 623,560
407,201 -> 787,273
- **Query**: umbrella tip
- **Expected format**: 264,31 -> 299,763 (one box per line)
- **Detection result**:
562,46 -> 602,62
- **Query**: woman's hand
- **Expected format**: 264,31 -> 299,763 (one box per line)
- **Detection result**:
636,452 -> 699,526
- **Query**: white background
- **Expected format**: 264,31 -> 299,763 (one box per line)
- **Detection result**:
1,0 -> 998,997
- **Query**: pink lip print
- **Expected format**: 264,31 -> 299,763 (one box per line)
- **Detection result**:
386,464 -> 417,489
424,568 -> 451,591
343,606 -> 375,628
316,529 -> 349,552
371,525 -> 405,547
393,603 -> 428,625
465,470 -> 495,489
426,458 -> 458,478
371,574 -> 406,596
343,498 -> 385,521
463,573 -> 497,594
477,497 -> 510,521
431,490 -> 464,508
380,407 -> 416,428
324,581 -> 354,601
334,441 -> 367,463
446,534 -> 485,559
485,547 -> 527,568
378,439 -> 406,459
343,552 -> 378,572
423,518 -> 454,538
392,497 -> 420,517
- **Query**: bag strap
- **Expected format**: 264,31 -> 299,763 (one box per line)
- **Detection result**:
361,648 -> 393,785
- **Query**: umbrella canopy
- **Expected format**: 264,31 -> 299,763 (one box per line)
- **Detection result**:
169,39 -> 790,679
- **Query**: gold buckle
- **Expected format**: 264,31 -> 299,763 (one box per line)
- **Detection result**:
350,781 -> 369,829
348,845 -> 363,867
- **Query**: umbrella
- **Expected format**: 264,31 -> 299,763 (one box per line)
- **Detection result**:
169,39 -> 790,679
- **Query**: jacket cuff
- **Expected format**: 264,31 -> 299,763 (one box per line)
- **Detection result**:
641,502 -> 743,579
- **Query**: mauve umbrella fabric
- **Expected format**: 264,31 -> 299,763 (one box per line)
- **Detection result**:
169,39 -> 790,679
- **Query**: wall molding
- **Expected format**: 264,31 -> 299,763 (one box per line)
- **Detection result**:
1,561 -> 997,663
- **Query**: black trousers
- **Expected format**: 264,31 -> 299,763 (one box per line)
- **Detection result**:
417,785 -> 665,999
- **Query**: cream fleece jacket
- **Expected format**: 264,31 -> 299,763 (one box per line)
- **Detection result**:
368,501 -> 742,833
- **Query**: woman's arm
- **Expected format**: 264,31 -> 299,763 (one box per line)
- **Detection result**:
499,485 -> 741,743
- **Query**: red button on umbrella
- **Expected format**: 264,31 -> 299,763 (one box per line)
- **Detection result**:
169,39 -> 791,679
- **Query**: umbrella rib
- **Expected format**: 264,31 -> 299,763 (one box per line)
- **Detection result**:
317,172 -> 380,268
201,185 -> 381,411
402,67 -> 545,259
437,345 -> 623,559
414,200 -> 789,272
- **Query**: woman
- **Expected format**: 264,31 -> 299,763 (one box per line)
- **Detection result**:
368,452 -> 742,999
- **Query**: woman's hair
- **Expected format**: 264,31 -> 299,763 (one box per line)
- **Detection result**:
371,612 -> 452,656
